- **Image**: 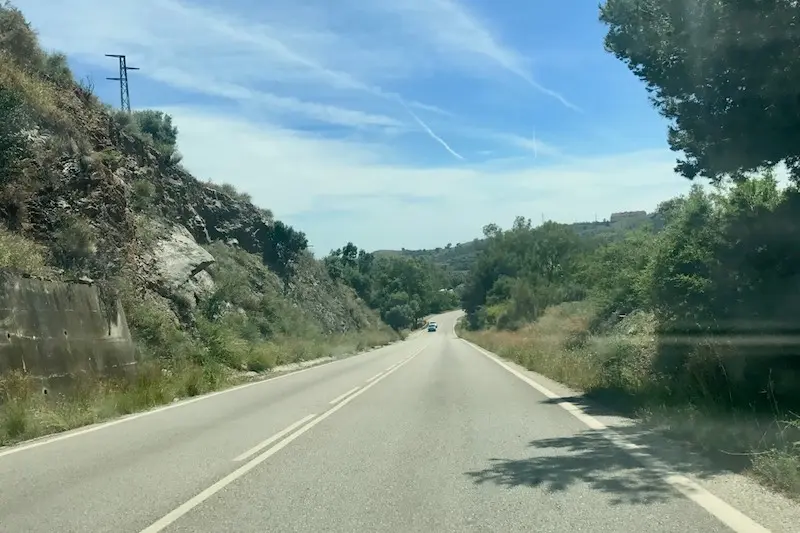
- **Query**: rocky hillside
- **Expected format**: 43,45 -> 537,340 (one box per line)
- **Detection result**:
0,4 -> 395,373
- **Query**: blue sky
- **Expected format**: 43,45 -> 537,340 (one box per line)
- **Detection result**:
15,0 -> 698,254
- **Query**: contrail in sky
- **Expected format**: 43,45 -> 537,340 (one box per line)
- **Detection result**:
402,103 -> 464,160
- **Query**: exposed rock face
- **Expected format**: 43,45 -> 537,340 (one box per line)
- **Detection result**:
19,118 -> 273,291
2,85 -> 381,335
19,130 -> 136,281
150,224 -> 216,308
111,125 -> 272,257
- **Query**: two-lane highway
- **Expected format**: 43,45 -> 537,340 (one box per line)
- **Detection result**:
0,311 -> 792,532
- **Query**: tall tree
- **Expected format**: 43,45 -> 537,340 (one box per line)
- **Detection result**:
262,221 -> 308,290
600,0 -> 800,182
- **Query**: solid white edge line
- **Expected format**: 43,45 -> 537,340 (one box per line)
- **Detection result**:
233,414 -> 317,462
329,387 -> 360,405
0,339 -> 407,460
139,343 -> 429,533
459,337 -> 771,533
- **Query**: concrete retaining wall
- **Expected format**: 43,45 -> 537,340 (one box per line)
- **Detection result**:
0,271 -> 136,389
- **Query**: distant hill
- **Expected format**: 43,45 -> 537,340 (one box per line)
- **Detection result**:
376,211 -> 664,272
570,210 -> 665,238
375,239 -> 487,273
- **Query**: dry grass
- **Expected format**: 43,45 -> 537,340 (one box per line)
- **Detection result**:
0,53 -> 73,134
0,362 -> 231,446
463,302 -> 607,390
0,326 -> 396,447
641,404 -> 800,497
0,254 -> 396,446
0,225 -> 52,276
460,301 -> 800,499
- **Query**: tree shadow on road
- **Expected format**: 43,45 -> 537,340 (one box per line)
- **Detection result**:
538,394 -> 757,474
541,392 -> 639,418
464,425 -> 735,506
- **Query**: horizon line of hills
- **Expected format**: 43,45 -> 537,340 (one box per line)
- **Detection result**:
373,209 -> 660,272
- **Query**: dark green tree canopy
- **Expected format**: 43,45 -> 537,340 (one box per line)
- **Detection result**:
262,220 -> 308,283
325,243 -> 459,330
600,0 -> 800,182
132,110 -> 179,153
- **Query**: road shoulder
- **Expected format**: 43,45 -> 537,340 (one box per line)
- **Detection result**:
456,333 -> 800,533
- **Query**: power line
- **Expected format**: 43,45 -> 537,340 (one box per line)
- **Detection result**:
105,54 -> 139,112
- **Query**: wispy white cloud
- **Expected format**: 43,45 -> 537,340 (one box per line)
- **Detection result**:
356,0 -> 580,111
165,106 -> 692,251
16,0 -> 430,120
131,66 -> 407,130
485,132 -> 561,158
256,93 -> 405,130
15,0 -> 578,147
407,101 -> 456,117
9,0 -> 682,252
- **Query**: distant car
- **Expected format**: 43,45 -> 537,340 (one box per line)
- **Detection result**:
427,322 -> 438,332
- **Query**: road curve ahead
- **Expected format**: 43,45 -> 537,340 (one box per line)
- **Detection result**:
0,311 -> 792,532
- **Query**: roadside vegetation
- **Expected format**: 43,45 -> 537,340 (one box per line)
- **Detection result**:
0,2 -> 456,446
325,242 -> 460,331
460,0 -> 800,498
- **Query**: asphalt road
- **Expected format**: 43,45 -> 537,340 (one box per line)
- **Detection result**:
0,311 -> 794,532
